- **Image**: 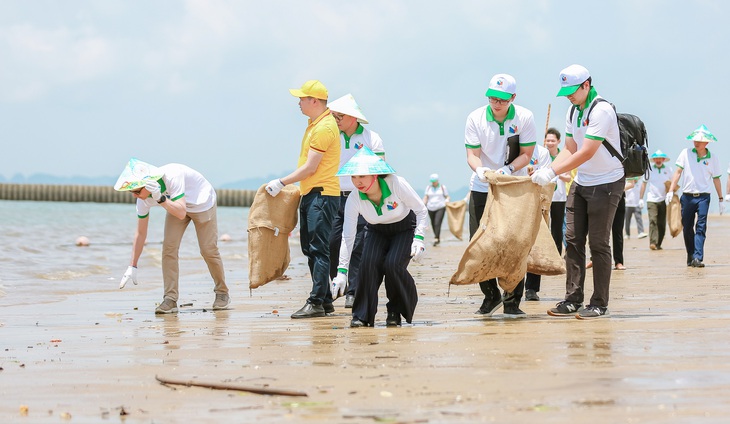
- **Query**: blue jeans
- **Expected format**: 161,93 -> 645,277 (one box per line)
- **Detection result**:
680,193 -> 710,263
299,191 -> 339,305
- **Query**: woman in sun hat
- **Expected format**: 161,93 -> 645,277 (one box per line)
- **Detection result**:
422,173 -> 450,246
666,125 -> 724,267
330,147 -> 428,328
639,149 -> 673,250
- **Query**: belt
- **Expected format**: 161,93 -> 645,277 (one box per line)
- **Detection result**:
309,187 -> 324,193
688,192 -> 709,197
340,191 -> 352,196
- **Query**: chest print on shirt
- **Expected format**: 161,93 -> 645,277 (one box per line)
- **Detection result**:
509,124 -> 518,134
354,141 -> 364,150
530,157 -> 539,166
582,118 -> 589,127
386,201 -> 398,211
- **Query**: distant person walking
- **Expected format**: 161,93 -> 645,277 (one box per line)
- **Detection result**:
640,150 -> 672,250
266,80 -> 341,318
624,177 -> 646,239
114,158 -> 230,314
667,125 -> 724,267
423,174 -> 450,246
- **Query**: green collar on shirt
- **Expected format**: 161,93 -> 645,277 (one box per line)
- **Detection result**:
575,87 -> 598,128
341,124 -> 364,149
486,104 -> 516,136
654,163 -> 666,172
550,147 -> 560,161
359,177 -> 392,216
692,147 -> 711,162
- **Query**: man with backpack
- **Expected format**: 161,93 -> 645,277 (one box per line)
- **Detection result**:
532,64 -> 624,319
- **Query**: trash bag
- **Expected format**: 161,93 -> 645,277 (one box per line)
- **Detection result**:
526,183 -> 566,275
667,194 -> 682,238
445,200 -> 467,241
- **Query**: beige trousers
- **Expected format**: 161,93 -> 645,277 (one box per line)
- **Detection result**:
162,205 -> 227,302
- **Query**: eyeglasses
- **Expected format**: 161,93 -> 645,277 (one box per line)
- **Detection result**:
332,112 -> 345,122
488,97 -> 511,105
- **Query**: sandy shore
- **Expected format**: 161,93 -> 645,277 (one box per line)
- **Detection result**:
2,216 -> 730,423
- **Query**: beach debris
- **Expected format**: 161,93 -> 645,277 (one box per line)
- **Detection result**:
50,339 -> 62,343
19,405 -> 29,416
179,303 -> 193,308
75,236 -> 90,246
155,375 -> 308,397
60,411 -> 72,420
220,233 -> 232,242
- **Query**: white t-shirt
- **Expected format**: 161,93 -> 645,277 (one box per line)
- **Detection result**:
464,103 -> 538,193
675,147 -> 722,194
136,163 -> 216,218
624,178 -> 642,207
424,184 -> 449,211
566,96 -> 624,186
338,174 -> 428,271
643,164 -> 673,203
338,126 -> 385,192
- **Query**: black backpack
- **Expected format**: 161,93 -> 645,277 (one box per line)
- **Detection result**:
570,98 -> 650,179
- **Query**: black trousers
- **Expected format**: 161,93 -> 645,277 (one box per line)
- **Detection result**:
329,194 -> 367,296
351,212 -> 418,326
611,194 -> 626,265
428,207 -> 446,240
526,200 -> 566,292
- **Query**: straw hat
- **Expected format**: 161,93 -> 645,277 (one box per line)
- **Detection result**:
650,149 -> 670,161
336,147 -> 395,176
686,124 -> 718,143
114,158 -> 163,191
328,94 -> 369,124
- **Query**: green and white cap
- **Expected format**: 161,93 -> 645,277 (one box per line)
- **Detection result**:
557,64 -> 590,96
686,124 -> 718,143
336,146 -> 396,176
328,93 -> 369,124
650,149 -> 669,160
485,74 -> 516,100
114,158 -> 163,191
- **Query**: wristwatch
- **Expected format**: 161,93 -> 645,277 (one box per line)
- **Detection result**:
157,195 -> 167,204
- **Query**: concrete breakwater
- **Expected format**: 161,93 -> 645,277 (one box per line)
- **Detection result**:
0,183 -> 257,207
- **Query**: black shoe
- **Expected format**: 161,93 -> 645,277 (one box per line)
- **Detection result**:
323,303 -> 335,314
525,289 -> 540,301
503,304 -> 526,316
476,296 -> 502,316
433,238 -> 440,246
291,303 -> 325,319
386,311 -> 401,327
690,258 -> 705,268
344,294 -> 355,309
350,318 -> 367,327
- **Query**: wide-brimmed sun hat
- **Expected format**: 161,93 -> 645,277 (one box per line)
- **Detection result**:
114,158 -> 163,191
686,124 -> 718,143
336,146 -> 396,176
328,94 -> 369,124
650,149 -> 670,161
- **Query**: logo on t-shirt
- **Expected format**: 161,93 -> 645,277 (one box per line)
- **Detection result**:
509,124 -> 518,134
582,118 -> 589,127
702,160 -> 708,166
386,201 -> 398,211
354,142 -> 364,150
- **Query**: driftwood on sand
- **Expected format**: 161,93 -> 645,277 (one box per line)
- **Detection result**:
155,375 -> 308,397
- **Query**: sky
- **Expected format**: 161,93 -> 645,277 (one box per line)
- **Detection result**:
2,0 -> 729,197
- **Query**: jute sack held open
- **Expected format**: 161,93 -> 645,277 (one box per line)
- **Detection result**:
526,183 -> 566,275
450,173 -> 543,292
445,200 -> 467,241
247,185 -> 300,289
667,194 -> 682,238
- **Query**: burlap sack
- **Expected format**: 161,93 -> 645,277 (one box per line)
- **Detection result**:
450,173 -> 543,292
668,194 -> 682,238
247,185 -> 300,289
526,183 -> 566,275
445,200 -> 467,241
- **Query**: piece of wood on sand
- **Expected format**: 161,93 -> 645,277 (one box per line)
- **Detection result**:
155,375 -> 308,397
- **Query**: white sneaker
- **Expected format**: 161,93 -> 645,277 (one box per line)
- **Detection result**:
637,232 -> 648,239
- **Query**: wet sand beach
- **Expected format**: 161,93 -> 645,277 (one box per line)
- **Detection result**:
2,216 -> 730,423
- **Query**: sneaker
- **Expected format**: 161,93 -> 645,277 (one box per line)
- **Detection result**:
323,303 -> 335,314
638,232 -> 648,239
386,311 -> 401,327
212,294 -> 230,310
503,304 -> 526,317
547,301 -> 583,317
475,296 -> 502,317
344,294 -> 355,309
690,258 -> 705,268
525,289 -> 540,301
350,318 -> 367,327
576,305 -> 610,319
623,234 -> 629,240
155,299 -> 178,314
433,238 -> 440,246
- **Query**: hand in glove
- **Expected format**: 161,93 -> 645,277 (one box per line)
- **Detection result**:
331,273 -> 347,300
724,194 -> 730,202
475,166 -> 491,182
265,179 -> 285,197
720,201 -> 725,216
410,238 -> 426,263
639,199 -> 645,209
119,266 -> 138,289
144,180 -> 162,201
496,166 -> 512,176
531,167 -> 557,186
665,192 -> 674,206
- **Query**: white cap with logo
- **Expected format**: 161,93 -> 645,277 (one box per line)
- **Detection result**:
557,64 -> 590,96
485,74 -> 517,100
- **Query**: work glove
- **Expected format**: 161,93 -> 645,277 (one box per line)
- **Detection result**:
331,273 -> 347,300
720,201 -> 725,216
496,166 -> 512,176
119,266 -> 138,289
531,167 -> 557,186
639,199 -> 645,209
410,238 -> 426,263
475,167 -> 491,183
145,180 -> 162,201
665,192 -> 673,206
265,179 -> 285,197
724,194 -> 730,202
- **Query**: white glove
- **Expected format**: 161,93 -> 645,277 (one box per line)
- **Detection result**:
639,199 -> 645,209
531,167 -> 557,186
144,180 -> 162,201
475,166 -> 491,183
331,273 -> 347,300
265,179 -> 285,197
496,166 -> 512,176
119,266 -> 138,289
724,194 -> 730,202
720,201 -> 725,216
665,192 -> 673,206
410,238 -> 426,263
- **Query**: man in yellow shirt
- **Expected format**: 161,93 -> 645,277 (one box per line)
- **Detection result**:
266,80 -> 341,318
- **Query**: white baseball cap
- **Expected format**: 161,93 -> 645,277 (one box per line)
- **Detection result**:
429,173 -> 439,182
328,93 -> 369,124
485,74 -> 516,100
557,64 -> 590,96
